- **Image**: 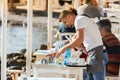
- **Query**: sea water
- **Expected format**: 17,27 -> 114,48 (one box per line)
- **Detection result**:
0,26 -> 48,54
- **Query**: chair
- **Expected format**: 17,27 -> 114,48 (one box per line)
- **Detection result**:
111,22 -> 120,40
58,32 -> 75,41
32,64 -> 70,78
54,29 -> 75,41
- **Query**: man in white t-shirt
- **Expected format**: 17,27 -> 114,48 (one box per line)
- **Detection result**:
75,13 -> 104,80
48,10 -> 104,80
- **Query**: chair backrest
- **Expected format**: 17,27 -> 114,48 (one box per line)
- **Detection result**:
58,32 -> 75,41
32,64 -> 70,78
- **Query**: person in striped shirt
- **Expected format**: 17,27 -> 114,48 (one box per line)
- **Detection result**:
97,19 -> 120,76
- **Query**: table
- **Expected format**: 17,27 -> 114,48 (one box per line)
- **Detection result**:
63,65 -> 87,80
33,50 -> 51,62
19,77 -> 76,80
33,49 -> 88,80
32,63 -> 87,80
33,50 -> 87,80
7,70 -> 22,80
33,50 -> 64,62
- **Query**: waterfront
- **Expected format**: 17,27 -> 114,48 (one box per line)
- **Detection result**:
0,26 -> 47,54
0,11 -> 59,54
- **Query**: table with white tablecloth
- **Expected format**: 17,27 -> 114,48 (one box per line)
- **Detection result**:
18,77 -> 76,80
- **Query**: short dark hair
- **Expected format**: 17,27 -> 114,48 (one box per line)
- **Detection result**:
68,7 -> 77,15
83,0 -> 92,4
59,10 -> 74,22
97,19 -> 112,33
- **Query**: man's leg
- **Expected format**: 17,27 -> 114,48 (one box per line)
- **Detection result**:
83,70 -> 94,80
92,72 -> 105,80
83,69 -> 88,80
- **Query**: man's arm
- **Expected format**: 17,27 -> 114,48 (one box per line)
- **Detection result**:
55,28 -> 84,58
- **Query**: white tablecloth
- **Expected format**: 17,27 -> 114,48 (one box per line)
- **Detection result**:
18,77 -> 75,80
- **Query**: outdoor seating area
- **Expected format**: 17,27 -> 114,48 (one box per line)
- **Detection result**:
17,50 -> 120,80
27,49 -> 120,80
0,0 -> 120,80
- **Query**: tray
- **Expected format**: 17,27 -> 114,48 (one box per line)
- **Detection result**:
65,64 -> 89,67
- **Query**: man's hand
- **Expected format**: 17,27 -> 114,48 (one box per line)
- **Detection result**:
46,52 -> 56,58
46,51 -> 62,59
55,47 -> 66,58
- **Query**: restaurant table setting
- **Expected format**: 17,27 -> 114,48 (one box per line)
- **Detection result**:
32,49 -> 89,80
